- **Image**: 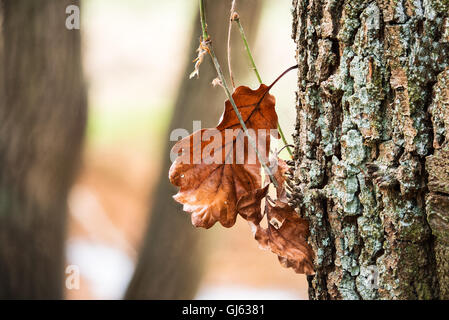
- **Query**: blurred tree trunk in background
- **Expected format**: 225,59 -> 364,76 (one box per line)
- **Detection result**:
292,0 -> 449,299
125,0 -> 263,299
0,0 -> 86,299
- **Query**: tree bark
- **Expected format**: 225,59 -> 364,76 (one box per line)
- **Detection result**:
291,0 -> 449,299
0,0 -> 86,299
125,0 -> 262,299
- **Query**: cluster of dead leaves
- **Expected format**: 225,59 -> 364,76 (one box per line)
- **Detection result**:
169,84 -> 314,275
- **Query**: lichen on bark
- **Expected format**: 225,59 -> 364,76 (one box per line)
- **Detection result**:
291,0 -> 449,299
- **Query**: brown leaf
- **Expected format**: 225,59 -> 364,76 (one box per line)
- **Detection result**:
254,199 -> 314,275
169,84 -> 278,228
217,85 -> 278,135
236,185 -> 269,225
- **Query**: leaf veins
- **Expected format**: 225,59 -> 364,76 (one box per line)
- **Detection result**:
169,84 -> 277,228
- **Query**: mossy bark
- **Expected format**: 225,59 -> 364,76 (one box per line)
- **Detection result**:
291,0 -> 449,299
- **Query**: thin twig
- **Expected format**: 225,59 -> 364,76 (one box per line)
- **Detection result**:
235,18 -> 262,84
277,125 -> 293,157
198,0 -> 278,188
199,0 -> 208,41
278,123 -> 293,158
235,16 -> 294,157
227,0 -> 237,89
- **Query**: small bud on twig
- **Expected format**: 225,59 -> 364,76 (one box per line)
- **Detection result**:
211,77 -> 223,88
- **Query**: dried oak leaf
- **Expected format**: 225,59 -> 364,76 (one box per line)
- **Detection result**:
169,84 -> 278,228
254,199 -> 314,275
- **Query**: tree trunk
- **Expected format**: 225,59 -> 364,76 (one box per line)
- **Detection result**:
291,0 -> 449,299
0,0 -> 86,299
125,0 -> 263,300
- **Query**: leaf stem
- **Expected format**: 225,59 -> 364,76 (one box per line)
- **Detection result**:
235,17 -> 293,158
198,0 -> 278,188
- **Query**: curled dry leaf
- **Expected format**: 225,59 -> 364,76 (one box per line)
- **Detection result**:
234,156 -> 287,226
254,199 -> 314,275
169,84 -> 278,228
236,184 -> 269,225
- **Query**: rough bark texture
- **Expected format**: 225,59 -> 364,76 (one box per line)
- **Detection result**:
291,0 -> 449,299
125,0 -> 262,299
0,0 -> 86,299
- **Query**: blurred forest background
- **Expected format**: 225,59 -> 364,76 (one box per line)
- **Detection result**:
1,0 -> 307,299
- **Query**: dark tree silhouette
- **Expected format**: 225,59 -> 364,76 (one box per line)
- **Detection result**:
0,0 -> 86,299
